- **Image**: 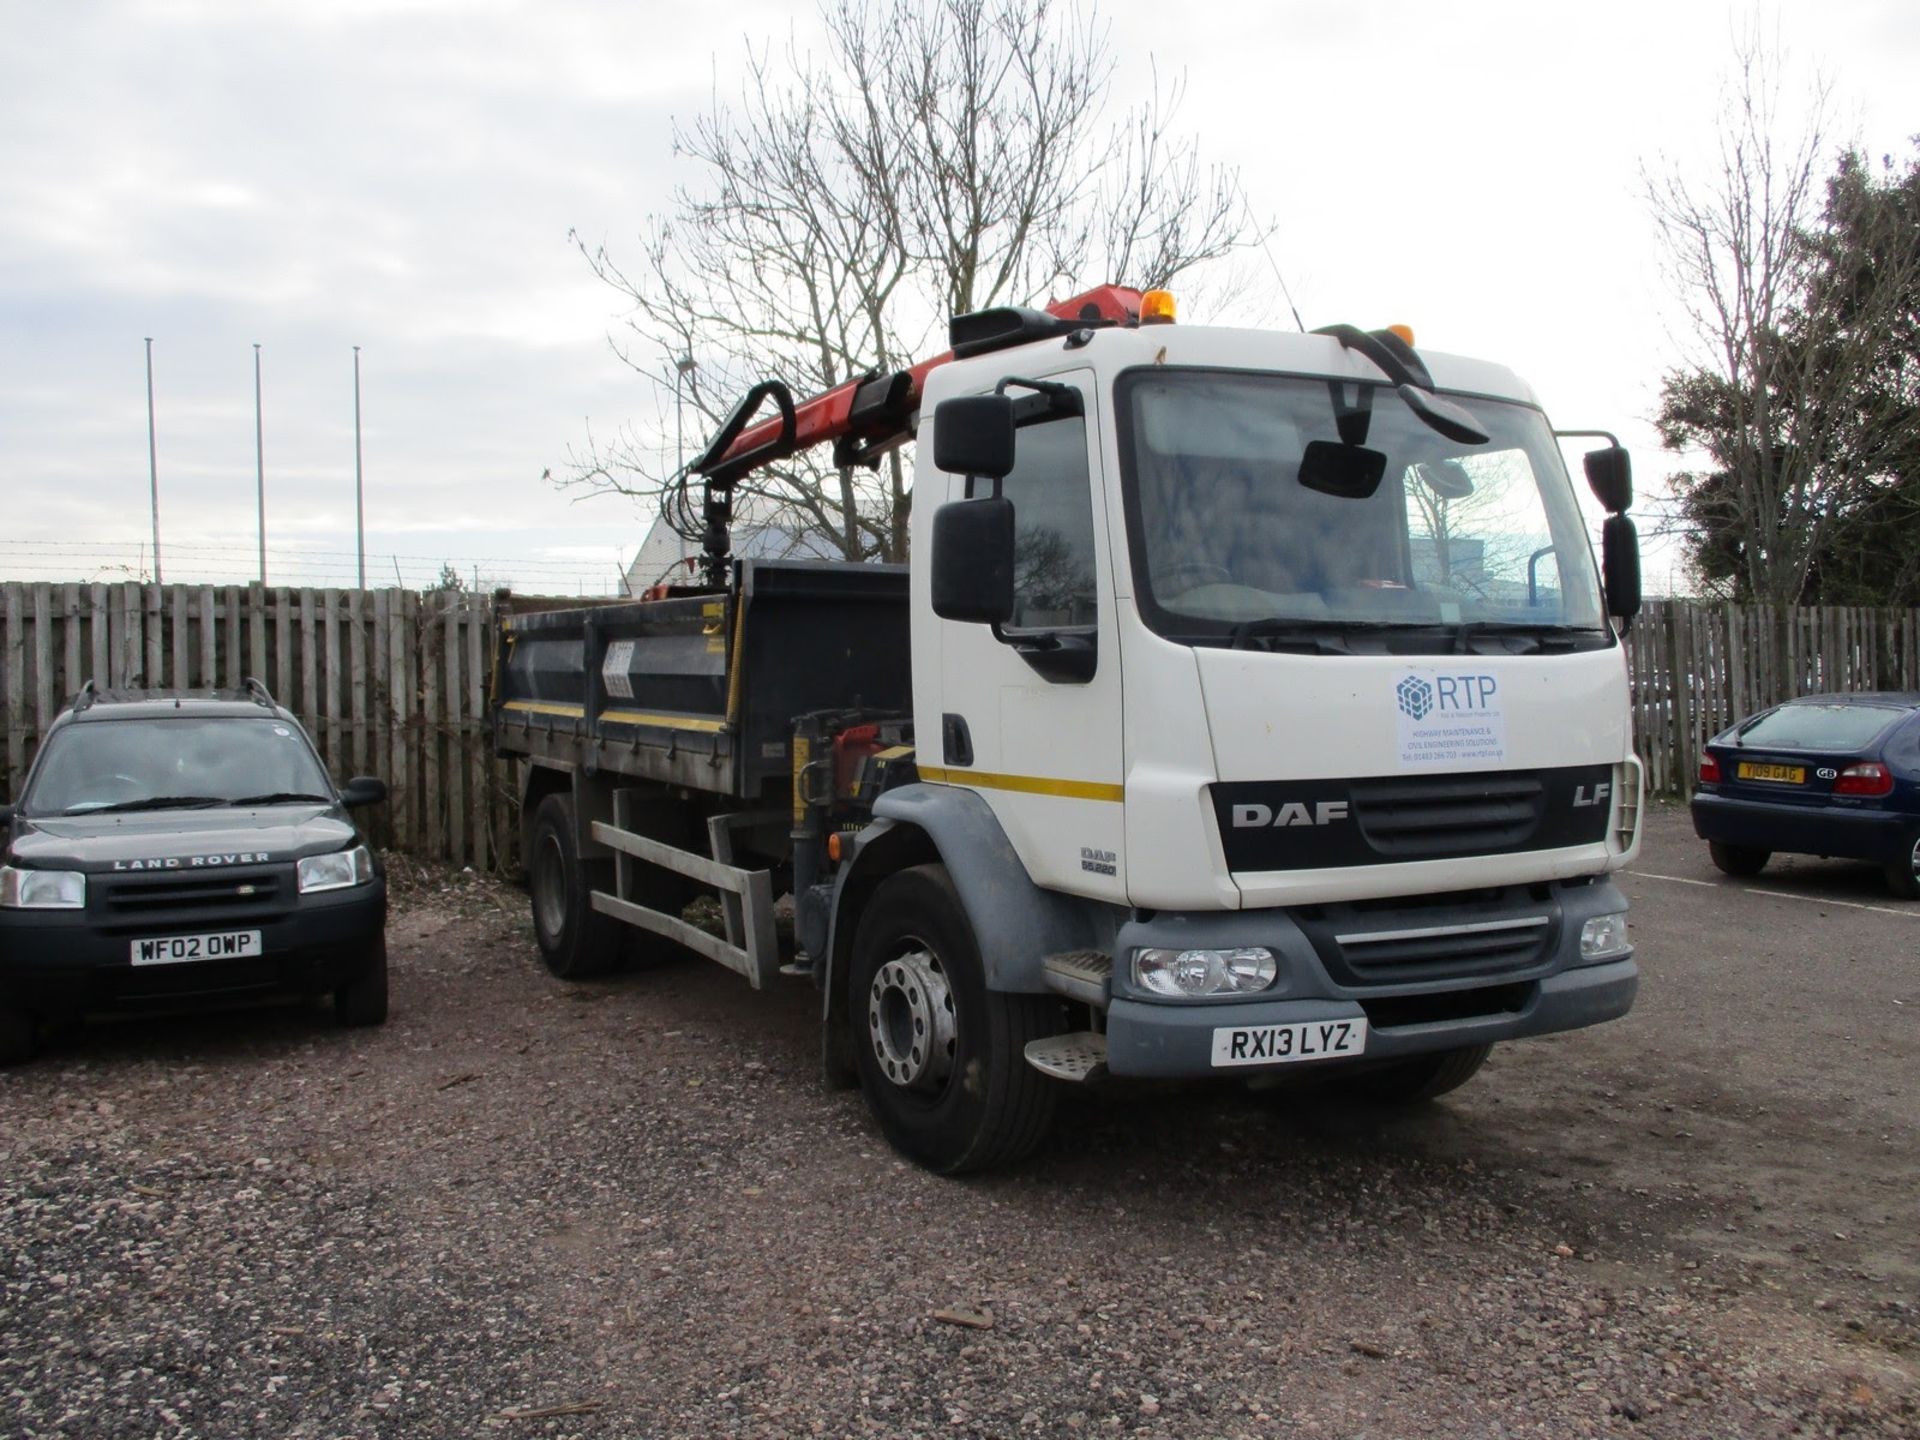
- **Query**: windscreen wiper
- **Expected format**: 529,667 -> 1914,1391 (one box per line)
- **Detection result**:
224,792 -> 334,807
1451,621 -> 1602,655
74,795 -> 227,815
1226,619 -> 1369,654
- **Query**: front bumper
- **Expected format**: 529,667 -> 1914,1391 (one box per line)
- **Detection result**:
1691,791 -> 1912,864
0,881 -> 386,1019
1093,876 -> 1635,1079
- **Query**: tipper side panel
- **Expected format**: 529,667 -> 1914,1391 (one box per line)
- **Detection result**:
493,560 -> 910,800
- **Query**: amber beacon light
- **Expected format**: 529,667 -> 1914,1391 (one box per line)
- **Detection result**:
1140,290 -> 1177,325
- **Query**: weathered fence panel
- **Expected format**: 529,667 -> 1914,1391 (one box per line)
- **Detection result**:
0,583 -> 515,868
1626,600 -> 1920,796
7,586 -> 1919,858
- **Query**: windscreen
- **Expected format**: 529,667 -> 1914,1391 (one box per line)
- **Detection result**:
25,717 -> 335,816
1735,703 -> 1905,752
1115,370 -> 1607,646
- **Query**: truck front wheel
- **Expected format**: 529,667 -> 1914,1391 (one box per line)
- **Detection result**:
849,864 -> 1061,1174
529,793 -> 621,979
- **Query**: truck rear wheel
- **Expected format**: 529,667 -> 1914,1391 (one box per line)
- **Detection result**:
529,793 -> 621,979
1337,1042 -> 1493,1105
849,864 -> 1061,1174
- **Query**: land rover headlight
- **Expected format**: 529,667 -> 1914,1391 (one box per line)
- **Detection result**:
0,865 -> 86,910
1132,946 -> 1277,998
1579,912 -> 1630,961
297,846 -> 374,894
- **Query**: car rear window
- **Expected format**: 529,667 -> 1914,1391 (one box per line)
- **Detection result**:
1735,703 -> 1906,752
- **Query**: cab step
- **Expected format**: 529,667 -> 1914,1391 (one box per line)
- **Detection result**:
1023,1031 -> 1108,1083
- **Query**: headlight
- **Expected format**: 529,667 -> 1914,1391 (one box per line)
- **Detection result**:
0,865 -> 87,910
297,845 -> 374,894
1132,946 -> 1277,998
1579,912 -> 1630,961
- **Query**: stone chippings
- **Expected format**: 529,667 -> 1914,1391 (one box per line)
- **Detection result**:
1,866 -> 1914,1439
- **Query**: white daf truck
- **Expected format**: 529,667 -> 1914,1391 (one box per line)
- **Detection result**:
494,285 -> 1645,1173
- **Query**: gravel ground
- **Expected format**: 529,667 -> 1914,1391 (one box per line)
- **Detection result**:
3,805 -> 1916,1438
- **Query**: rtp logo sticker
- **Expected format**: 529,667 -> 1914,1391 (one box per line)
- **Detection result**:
1394,670 -> 1507,769
1395,674 -> 1435,721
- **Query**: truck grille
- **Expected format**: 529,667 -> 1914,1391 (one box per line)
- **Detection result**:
1294,885 -> 1558,988
1350,773 -> 1544,859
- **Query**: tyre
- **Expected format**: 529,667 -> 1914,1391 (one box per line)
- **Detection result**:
1337,1043 -> 1493,1105
849,864 -> 1062,1174
335,935 -> 390,1027
1885,834 -> 1920,900
1709,841 -> 1770,877
0,1002 -> 34,1066
529,793 -> 622,978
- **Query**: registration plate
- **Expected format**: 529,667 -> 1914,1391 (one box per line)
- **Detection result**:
1736,761 -> 1805,784
130,930 -> 263,966
1211,1017 -> 1368,1068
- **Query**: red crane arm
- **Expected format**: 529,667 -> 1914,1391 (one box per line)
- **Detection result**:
702,285 -> 1143,478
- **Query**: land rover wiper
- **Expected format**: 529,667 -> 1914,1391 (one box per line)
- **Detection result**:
224,792 -> 334,807
74,795 -> 227,815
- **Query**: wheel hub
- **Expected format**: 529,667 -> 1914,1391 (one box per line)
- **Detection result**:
867,948 -> 956,1092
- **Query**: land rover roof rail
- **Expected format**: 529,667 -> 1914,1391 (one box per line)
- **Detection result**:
242,677 -> 275,708
73,678 -> 99,712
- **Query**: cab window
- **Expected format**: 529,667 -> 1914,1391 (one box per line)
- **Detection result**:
970,412 -> 1097,631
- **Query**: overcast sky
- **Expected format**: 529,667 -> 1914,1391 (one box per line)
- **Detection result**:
3,0 -> 1914,595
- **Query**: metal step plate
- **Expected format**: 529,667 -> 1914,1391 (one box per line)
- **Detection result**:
1042,949 -> 1113,1006
1023,1031 -> 1109,1083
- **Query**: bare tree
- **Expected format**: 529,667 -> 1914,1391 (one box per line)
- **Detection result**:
559,0 -> 1263,564
1645,31 -> 1920,605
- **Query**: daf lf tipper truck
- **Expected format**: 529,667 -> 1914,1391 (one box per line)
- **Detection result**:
493,285 -> 1646,1173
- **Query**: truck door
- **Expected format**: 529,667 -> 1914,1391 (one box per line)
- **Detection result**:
931,370 -> 1127,900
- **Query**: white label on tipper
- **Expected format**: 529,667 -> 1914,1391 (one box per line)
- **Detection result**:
1394,670 -> 1507,769
602,639 -> 636,701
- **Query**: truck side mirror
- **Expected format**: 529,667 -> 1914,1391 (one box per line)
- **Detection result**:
1602,513 -> 1641,622
1584,446 -> 1633,514
933,395 -> 1016,480
930,497 -> 1015,625
340,776 -> 389,809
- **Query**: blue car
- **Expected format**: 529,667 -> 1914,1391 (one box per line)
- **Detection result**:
1691,692 -> 1920,898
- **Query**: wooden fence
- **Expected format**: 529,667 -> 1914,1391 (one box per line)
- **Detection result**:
1626,600 -> 1920,796
7,585 -> 1920,863
0,582 -> 514,868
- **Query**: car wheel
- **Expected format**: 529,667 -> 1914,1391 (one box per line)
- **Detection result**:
335,935 -> 390,1027
0,1002 -> 34,1066
849,864 -> 1062,1174
1709,841 -> 1770,877
1335,1043 -> 1493,1105
528,793 -> 622,978
1885,834 -> 1920,900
